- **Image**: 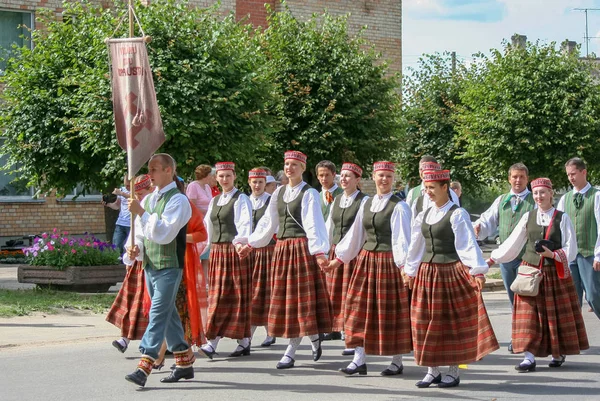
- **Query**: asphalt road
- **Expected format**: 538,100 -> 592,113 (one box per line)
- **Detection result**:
1,291 -> 599,401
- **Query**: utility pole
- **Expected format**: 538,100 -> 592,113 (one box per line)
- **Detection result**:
574,8 -> 600,57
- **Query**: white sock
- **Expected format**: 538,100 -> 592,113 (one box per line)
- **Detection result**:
551,355 -> 564,362
237,337 -> 250,348
250,325 -> 257,340
203,337 -> 221,352
386,354 -> 403,372
523,351 -> 535,363
280,337 -> 302,363
309,334 -> 321,352
349,346 -> 365,368
421,367 -> 440,383
118,338 -> 129,347
264,335 -> 274,342
442,365 -> 459,383
340,331 -> 345,340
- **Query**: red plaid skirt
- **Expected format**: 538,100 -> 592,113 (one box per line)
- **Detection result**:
105,261 -> 148,340
205,243 -> 251,339
268,238 -> 332,338
326,245 -> 355,332
513,262 -> 589,357
411,261 -> 499,366
250,244 -> 275,326
344,250 -> 412,355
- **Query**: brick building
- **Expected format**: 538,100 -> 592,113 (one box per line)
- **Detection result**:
0,0 -> 401,245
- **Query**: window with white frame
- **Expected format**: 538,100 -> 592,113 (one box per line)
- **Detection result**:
0,9 -> 33,73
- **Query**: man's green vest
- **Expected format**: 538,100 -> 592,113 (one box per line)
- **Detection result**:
331,192 -> 366,245
321,186 -> 343,220
421,204 -> 460,264
210,190 -> 242,243
278,184 -> 311,239
562,187 -> 598,258
522,210 -> 563,266
407,183 -> 422,207
362,195 -> 401,252
143,188 -> 187,270
498,192 -> 535,243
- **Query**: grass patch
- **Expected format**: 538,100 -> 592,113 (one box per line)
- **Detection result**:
0,288 -> 116,317
486,271 -> 502,280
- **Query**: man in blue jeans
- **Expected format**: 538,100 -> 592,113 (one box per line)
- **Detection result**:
473,163 -> 535,352
558,157 -> 600,321
123,153 -> 192,387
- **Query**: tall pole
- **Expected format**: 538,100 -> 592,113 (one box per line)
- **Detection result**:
585,9 -> 589,57
129,0 -> 134,38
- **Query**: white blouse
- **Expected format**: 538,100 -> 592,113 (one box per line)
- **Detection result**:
204,188 -> 253,245
250,191 -> 271,211
473,188 -> 535,241
334,192 -> 411,268
490,208 -> 577,265
122,181 -> 191,265
409,183 -> 461,220
405,200 -> 487,277
557,182 -> 600,262
248,181 -> 329,255
325,190 -> 369,245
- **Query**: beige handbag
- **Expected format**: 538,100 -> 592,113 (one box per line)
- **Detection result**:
510,264 -> 543,296
509,210 -> 557,297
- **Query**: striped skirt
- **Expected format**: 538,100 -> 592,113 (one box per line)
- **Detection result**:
411,261 -> 499,366
251,244 -> 275,327
344,250 -> 412,356
105,261 -> 148,340
513,262 -> 589,357
268,238 -> 332,338
205,243 -> 251,340
326,245 -> 355,332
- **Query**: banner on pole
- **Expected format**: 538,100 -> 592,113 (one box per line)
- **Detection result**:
107,37 -> 165,179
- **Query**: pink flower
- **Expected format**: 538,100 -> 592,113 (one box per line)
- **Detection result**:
42,233 -> 48,239
47,244 -> 54,251
71,249 -> 77,254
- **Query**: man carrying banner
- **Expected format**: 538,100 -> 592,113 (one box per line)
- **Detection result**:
123,153 -> 193,387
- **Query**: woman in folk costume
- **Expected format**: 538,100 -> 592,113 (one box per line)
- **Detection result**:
247,168 -> 277,347
237,150 -> 332,369
107,174 -> 154,353
198,162 -> 254,359
405,169 -> 499,388
488,178 -> 588,372
326,161 -> 411,376
323,162 -> 369,357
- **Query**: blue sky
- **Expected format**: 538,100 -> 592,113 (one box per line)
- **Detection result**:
403,0 -> 600,72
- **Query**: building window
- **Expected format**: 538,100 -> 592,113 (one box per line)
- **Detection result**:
0,9 -> 33,73
0,138 -> 35,198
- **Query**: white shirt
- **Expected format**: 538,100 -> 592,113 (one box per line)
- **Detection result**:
116,187 -> 131,226
410,185 -> 461,222
325,190 -> 369,245
334,192 -> 411,268
490,208 -> 577,266
557,182 -> 600,262
122,181 -> 191,265
248,181 -> 330,255
250,191 -> 271,211
405,200 -> 488,277
204,188 -> 253,246
474,188 -> 535,240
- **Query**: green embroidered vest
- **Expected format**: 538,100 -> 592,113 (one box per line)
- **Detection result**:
421,204 -> 460,264
277,184 -> 311,239
331,191 -> 366,245
562,188 -> 598,258
362,195 -> 401,252
210,190 -> 242,243
143,188 -> 187,270
407,183 -> 422,207
522,210 -> 563,266
253,195 -> 275,245
498,192 -> 535,243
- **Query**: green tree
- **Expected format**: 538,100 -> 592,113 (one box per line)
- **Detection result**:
457,40 -> 600,188
261,5 -> 402,179
0,0 -> 276,194
398,52 -> 481,191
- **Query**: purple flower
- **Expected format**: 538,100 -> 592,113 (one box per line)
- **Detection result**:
33,251 -> 38,257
